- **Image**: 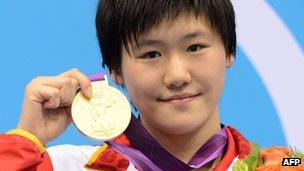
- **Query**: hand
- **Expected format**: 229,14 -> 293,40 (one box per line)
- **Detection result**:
17,68 -> 92,145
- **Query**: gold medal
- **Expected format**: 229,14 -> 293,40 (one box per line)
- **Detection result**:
71,81 -> 131,141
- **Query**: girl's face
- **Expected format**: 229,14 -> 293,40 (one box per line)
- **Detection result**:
113,14 -> 233,135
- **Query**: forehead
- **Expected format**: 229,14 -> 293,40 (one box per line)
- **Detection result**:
150,14 -> 210,34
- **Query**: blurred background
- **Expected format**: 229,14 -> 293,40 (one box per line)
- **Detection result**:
0,0 -> 303,149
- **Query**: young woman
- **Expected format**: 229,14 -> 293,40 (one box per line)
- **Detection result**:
0,1 -> 254,170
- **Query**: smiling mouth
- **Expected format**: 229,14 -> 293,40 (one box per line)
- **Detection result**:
159,93 -> 201,105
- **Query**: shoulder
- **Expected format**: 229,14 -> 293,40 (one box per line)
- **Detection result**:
46,144 -> 138,171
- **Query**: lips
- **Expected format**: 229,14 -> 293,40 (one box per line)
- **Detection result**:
159,93 -> 200,104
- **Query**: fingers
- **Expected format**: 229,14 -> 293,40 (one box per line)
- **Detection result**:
35,76 -> 77,89
60,68 -> 92,98
59,78 -> 78,106
39,85 -> 61,109
25,68 -> 91,108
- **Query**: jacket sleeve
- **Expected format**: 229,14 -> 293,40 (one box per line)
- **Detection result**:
0,129 -> 53,171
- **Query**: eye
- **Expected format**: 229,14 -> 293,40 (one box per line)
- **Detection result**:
187,44 -> 205,52
143,51 -> 161,59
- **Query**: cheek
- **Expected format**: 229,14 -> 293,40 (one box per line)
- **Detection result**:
195,59 -> 226,100
208,64 -> 226,103
122,66 -> 160,108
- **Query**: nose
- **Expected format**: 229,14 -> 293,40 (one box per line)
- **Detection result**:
163,54 -> 191,89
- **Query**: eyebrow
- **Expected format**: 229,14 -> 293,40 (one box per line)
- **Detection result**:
135,30 -> 211,48
135,39 -> 165,49
180,30 -> 211,41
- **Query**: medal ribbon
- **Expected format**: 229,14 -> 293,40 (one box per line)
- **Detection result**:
89,73 -> 105,81
110,115 -> 227,170
108,141 -> 162,171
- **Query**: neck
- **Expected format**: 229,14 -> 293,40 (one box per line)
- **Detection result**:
141,108 -> 221,163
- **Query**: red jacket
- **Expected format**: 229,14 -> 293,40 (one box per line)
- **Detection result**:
0,126 -> 250,171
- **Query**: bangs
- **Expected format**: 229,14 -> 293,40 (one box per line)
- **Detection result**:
118,1 -> 206,52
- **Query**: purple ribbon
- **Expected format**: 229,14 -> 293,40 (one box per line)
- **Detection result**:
108,142 -> 162,171
188,132 -> 227,168
89,73 -> 104,81
109,115 -> 227,171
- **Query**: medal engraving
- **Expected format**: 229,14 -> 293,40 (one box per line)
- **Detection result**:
71,81 -> 131,141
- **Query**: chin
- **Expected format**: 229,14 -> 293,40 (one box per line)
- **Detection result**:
154,117 -> 204,135
141,107 -> 213,135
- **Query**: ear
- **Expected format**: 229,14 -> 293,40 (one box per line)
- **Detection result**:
226,55 -> 235,68
111,71 -> 124,85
